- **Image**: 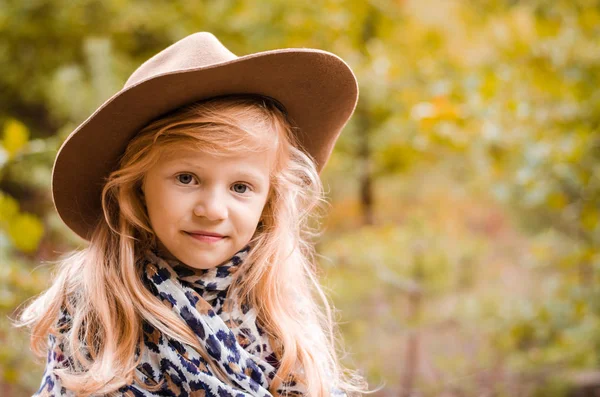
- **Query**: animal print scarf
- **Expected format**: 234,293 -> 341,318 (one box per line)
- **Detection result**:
126,244 -> 309,396
34,245 -> 309,397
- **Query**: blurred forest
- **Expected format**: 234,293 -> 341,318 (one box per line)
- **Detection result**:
1,0 -> 599,396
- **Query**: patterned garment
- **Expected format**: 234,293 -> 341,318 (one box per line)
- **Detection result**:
34,245 -> 347,397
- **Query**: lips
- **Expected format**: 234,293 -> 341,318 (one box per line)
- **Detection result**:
186,231 -> 224,237
184,231 -> 226,243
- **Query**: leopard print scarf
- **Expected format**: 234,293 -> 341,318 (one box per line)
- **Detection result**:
127,245 -> 308,396
34,245 -> 308,397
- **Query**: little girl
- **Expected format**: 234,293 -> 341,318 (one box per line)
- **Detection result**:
15,32 -> 376,397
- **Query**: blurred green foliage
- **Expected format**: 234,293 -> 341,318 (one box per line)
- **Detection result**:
1,0 -> 599,396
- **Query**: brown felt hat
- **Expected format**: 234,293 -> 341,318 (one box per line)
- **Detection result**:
51,31 -> 359,241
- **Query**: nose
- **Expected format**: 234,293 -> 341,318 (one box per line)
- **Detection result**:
193,189 -> 228,221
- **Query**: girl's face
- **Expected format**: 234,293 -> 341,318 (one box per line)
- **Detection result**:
141,147 -> 274,270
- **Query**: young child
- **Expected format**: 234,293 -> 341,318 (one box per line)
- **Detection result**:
15,32 -> 375,397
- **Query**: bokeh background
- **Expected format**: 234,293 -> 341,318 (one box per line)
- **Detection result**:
1,0 -> 599,396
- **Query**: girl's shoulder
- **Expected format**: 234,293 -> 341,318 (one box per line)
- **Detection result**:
33,306 -> 78,397
46,301 -> 92,369
47,304 -> 76,360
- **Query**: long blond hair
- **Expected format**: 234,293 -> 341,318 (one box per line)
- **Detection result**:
14,94 -> 373,396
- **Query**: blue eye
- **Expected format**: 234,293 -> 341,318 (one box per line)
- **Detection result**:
232,183 -> 250,194
176,174 -> 195,185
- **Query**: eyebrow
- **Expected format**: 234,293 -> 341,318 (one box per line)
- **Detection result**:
170,159 -> 267,183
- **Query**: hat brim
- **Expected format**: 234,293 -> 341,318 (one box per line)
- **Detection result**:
51,48 -> 358,241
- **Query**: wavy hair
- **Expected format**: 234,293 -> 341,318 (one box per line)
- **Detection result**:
14,94 -> 375,396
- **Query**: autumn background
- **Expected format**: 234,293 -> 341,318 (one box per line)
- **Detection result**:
1,0 -> 599,396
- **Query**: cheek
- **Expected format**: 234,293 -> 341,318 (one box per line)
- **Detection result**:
252,197 -> 270,224
234,200 -> 265,228
146,188 -> 182,223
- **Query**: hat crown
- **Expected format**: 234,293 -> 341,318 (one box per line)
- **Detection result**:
124,32 -> 237,89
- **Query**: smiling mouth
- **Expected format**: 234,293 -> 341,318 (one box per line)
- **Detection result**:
184,232 -> 226,243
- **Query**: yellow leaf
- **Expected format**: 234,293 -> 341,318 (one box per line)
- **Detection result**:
2,118 -> 29,158
0,191 -> 19,224
547,192 -> 567,210
4,367 -> 18,383
581,205 -> 598,232
8,212 -> 44,253
431,96 -> 461,120
574,300 -> 587,319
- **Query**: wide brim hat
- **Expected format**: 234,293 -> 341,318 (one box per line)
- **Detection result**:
51,31 -> 359,241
